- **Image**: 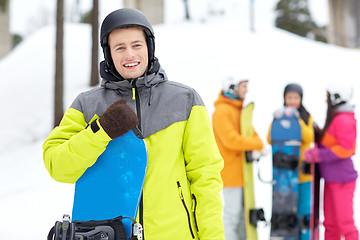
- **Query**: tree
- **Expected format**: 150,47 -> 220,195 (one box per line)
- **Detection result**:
183,0 -> 190,20
0,0 -> 8,12
81,10 -> 91,24
275,0 -> 317,38
54,0 -> 64,127
90,0 -> 99,86
12,33 -> 23,48
0,0 -> 11,58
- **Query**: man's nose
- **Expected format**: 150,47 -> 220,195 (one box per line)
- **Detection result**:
125,48 -> 135,58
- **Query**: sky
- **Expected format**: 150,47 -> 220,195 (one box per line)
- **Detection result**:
1,0 -> 358,239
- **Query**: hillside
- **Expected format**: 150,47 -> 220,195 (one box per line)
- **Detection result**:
0,3 -> 359,239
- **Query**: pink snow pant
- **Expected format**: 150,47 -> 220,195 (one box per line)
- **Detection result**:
323,181 -> 358,240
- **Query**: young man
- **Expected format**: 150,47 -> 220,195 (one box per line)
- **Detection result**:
43,8 -> 225,240
212,78 -> 263,240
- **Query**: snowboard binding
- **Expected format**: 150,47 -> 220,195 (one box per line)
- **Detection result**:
48,215 -> 75,240
249,208 -> 266,227
300,214 -> 310,230
48,214 -> 143,240
271,213 -> 298,230
273,151 -> 298,170
301,161 -> 312,174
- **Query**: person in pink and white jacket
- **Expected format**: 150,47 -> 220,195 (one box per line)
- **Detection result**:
305,83 -> 358,240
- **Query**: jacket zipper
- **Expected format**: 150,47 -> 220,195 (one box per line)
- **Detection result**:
177,181 -> 195,239
192,194 -> 199,232
130,79 -> 144,239
130,79 -> 142,131
139,193 -> 144,240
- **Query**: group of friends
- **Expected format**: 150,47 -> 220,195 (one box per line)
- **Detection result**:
42,7 -> 358,240
213,79 -> 358,240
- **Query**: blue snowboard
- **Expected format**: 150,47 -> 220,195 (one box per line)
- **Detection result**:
72,130 -> 147,239
270,107 -> 301,239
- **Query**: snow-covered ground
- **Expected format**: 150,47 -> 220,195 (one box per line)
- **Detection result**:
1,0 -> 359,239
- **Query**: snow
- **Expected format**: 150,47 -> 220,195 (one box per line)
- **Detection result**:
1,1 -> 359,239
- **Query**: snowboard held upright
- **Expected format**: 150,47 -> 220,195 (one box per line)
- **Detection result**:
241,102 -> 266,240
270,107 -> 301,239
48,129 -> 148,240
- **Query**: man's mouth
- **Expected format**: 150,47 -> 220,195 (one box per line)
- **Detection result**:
124,62 -> 139,67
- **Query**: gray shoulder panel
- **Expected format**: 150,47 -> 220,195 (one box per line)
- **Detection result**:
69,81 -> 205,138
140,81 -> 205,138
70,86 -> 120,123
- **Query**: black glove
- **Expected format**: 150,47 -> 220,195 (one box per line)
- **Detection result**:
99,98 -> 138,139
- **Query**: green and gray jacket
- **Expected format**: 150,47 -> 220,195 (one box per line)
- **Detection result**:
43,66 -> 225,240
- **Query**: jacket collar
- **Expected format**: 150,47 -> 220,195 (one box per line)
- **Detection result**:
335,103 -> 355,114
215,91 -> 243,109
100,63 -> 168,90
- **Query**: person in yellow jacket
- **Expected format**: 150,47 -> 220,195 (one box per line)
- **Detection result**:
212,78 -> 263,240
43,8 -> 225,240
267,83 -> 314,183
267,83 -> 315,232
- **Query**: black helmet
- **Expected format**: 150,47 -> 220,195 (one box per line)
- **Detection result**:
284,83 -> 303,99
100,8 -> 156,74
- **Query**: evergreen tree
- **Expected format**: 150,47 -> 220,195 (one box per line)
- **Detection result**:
12,34 -> 22,48
275,0 -> 317,38
81,10 -> 92,24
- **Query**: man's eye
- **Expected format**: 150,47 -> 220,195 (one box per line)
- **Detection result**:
133,44 -> 142,48
116,46 -> 124,51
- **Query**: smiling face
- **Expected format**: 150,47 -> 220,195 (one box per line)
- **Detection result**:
108,26 -> 148,79
284,92 -> 301,109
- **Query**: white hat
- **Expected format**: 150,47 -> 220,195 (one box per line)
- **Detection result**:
326,82 -> 353,106
222,77 -> 248,96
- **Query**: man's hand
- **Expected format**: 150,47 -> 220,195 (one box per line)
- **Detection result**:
99,98 -> 138,139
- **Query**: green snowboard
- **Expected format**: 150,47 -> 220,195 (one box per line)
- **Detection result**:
241,102 -> 265,240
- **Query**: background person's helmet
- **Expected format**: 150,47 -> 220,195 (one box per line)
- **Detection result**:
326,82 -> 353,106
100,8 -> 156,74
222,77 -> 248,98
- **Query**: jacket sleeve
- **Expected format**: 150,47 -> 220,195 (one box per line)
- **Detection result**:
43,107 -> 111,183
183,105 -> 225,240
212,106 -> 263,152
319,115 -> 356,162
267,124 -> 271,144
299,116 -> 314,146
